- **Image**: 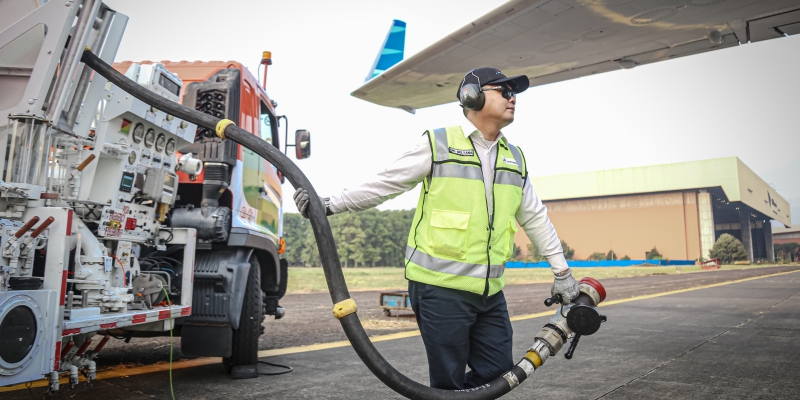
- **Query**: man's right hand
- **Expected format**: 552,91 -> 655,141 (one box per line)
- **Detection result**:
293,188 -> 332,218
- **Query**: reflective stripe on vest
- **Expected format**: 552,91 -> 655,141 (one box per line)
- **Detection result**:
433,128 -> 450,162
432,164 -> 483,180
405,246 -> 505,279
495,170 -> 524,187
405,126 -> 527,296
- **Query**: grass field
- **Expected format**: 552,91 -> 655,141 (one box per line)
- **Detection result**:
286,263 -> 791,294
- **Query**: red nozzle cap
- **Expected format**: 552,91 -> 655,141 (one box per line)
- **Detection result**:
580,277 -> 606,302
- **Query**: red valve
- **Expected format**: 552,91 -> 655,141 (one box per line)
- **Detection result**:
579,277 -> 606,303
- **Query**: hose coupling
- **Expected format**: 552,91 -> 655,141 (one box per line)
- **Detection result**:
528,339 -> 551,364
501,370 -> 520,389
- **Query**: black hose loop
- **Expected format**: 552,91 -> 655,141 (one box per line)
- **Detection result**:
80,49 -> 520,399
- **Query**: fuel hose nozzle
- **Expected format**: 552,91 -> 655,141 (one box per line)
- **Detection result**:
525,277 -> 607,368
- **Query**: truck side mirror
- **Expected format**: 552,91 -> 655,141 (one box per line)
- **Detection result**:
295,129 -> 311,160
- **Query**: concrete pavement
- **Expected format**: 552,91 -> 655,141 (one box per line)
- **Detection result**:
3,269 -> 799,399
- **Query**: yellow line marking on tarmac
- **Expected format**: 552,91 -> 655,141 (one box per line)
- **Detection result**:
257,329 -> 422,358
2,268 -> 797,393
512,269 -> 800,320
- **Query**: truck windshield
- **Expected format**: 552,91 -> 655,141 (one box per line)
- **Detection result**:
260,101 -> 279,149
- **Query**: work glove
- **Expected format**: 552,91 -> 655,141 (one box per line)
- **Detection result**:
293,188 -> 333,218
551,268 -> 580,304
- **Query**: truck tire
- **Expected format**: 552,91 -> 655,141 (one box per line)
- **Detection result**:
229,254 -> 264,379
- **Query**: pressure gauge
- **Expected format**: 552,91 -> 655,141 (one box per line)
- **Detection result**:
155,133 -> 166,152
165,138 -> 176,154
144,129 -> 156,148
128,151 -> 137,165
132,123 -> 145,144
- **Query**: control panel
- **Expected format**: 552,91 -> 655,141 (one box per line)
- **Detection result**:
58,63 -> 198,245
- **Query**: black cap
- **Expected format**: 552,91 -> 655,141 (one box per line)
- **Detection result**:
456,67 -> 530,101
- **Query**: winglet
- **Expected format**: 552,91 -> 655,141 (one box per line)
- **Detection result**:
365,20 -> 406,82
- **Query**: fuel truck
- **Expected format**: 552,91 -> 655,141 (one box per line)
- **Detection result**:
0,0 -> 308,389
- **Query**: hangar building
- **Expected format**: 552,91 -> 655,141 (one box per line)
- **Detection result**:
515,157 -> 792,263
773,226 -> 800,246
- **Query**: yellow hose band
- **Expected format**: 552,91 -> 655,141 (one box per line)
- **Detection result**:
215,119 -> 235,139
332,298 -> 357,319
524,351 -> 543,368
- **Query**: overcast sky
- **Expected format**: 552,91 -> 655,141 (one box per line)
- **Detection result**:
106,0 -> 800,225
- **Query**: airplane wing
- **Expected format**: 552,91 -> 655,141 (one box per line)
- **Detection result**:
351,0 -> 800,112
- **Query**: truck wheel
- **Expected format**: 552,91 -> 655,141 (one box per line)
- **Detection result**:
229,254 -> 264,379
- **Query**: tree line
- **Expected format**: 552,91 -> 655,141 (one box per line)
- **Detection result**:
514,242 -> 637,262
283,209 -> 415,267
284,211 -> 797,267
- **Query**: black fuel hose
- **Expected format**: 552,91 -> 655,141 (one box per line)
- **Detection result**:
81,49 -> 531,399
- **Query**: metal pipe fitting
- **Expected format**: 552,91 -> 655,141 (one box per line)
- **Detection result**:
49,371 -> 60,392
69,365 -> 79,388
86,361 -> 96,383
528,339 -> 551,363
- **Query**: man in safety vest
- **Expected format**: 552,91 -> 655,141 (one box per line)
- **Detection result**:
293,67 -> 578,390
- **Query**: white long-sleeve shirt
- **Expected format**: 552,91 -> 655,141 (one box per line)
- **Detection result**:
328,123 -> 568,274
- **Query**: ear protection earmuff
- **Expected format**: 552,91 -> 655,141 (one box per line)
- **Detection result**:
459,70 -> 485,111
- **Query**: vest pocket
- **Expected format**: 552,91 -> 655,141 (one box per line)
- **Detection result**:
428,209 -> 470,260
507,221 -> 519,259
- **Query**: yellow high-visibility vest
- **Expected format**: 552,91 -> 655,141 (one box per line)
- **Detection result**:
405,126 -> 527,296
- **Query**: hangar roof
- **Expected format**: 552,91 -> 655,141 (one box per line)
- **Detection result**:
532,157 -> 791,227
773,226 -> 800,235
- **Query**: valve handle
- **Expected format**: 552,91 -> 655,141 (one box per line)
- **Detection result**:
564,333 -> 581,360
544,294 -> 562,307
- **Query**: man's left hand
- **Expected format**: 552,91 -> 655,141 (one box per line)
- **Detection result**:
551,268 -> 579,304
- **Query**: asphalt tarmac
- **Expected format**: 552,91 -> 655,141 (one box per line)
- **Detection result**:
4,268 -> 799,399
82,265 -> 800,368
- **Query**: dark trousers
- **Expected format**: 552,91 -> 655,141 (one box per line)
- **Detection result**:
408,280 -> 514,390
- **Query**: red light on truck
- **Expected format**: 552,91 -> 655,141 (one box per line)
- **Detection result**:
125,217 -> 137,230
